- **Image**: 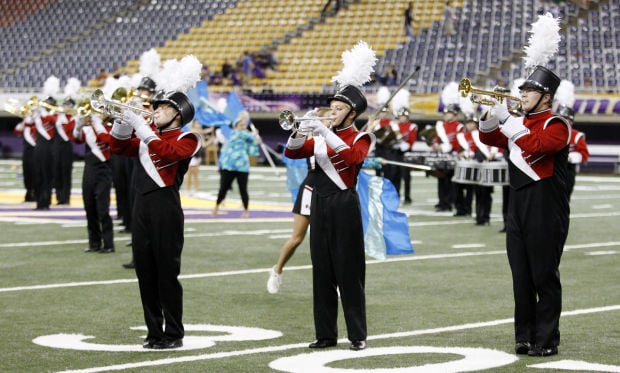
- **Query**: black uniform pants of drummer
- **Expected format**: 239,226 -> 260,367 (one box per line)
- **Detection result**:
82,160 -> 114,251
506,178 -> 569,349
310,189 -> 367,342
132,187 -> 185,342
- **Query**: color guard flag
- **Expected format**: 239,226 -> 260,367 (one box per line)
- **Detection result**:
356,171 -> 414,260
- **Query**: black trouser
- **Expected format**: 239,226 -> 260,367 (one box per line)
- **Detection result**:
506,178 -> 569,348
566,164 -> 577,200
401,166 -> 411,202
132,187 -> 184,341
436,170 -> 454,210
53,137 -> 73,204
310,188 -> 366,342
22,142 -> 36,201
33,136 -> 54,209
454,183 -> 473,215
474,185 -> 493,224
216,170 -> 249,209
82,160 -> 114,250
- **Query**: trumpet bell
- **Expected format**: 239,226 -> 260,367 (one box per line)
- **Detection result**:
279,110 -> 296,131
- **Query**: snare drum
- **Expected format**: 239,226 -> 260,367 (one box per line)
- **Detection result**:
452,160 -> 480,185
425,154 -> 456,171
478,161 -> 509,186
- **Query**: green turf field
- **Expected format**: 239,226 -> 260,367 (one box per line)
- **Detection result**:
0,159 -> 618,372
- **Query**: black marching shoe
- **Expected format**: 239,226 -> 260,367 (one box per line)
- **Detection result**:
349,340 -> 367,351
152,338 -> 183,349
84,247 -> 101,253
309,339 -> 337,349
122,261 -> 135,269
99,247 -> 115,254
528,345 -> 558,357
142,338 -> 160,349
515,342 -> 531,355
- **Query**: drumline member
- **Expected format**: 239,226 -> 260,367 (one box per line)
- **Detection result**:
110,89 -> 202,349
73,106 -> 115,254
395,108 -> 418,204
479,65 -> 570,357
370,107 -> 401,185
431,103 -> 463,212
556,105 -> 589,201
454,116 -> 476,217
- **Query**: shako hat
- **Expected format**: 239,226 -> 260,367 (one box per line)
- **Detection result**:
137,77 -> 157,93
518,65 -> 561,95
152,91 -> 195,126
329,85 -> 367,116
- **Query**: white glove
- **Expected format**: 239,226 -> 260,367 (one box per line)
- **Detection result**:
110,118 -> 132,140
298,119 -> 326,136
301,108 -> 318,120
500,117 -> 529,142
490,98 -> 510,124
122,110 -> 147,129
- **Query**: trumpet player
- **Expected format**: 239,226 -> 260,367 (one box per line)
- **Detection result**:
53,97 -> 78,205
13,112 -> 37,202
72,109 -> 115,254
32,96 -> 58,210
479,65 -> 569,357
110,90 -> 201,350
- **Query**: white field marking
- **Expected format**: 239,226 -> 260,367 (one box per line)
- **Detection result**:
2,242 -> 619,293
55,305 -> 620,373
269,234 -> 293,239
528,360 -> 620,372
409,211 -> 620,227
269,346 -> 518,373
452,243 -> 486,249
585,251 -> 618,256
591,204 -> 613,209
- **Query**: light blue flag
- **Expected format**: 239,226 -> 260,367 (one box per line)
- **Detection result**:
356,171 -> 414,260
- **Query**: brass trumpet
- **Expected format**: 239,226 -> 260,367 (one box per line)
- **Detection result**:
90,89 -> 153,122
458,78 -> 522,110
279,110 -> 335,133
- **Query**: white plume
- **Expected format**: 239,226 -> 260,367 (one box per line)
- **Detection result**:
523,12 -> 561,70
511,78 -> 525,98
440,81 -> 460,106
376,86 -> 391,107
459,95 -> 474,116
391,88 -> 410,115
155,54 -> 202,93
63,77 -> 81,97
42,76 -> 60,97
332,41 -> 377,88
555,80 -> 575,107
101,76 -> 130,99
139,48 -> 161,77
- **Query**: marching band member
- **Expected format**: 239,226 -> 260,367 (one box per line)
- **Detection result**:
110,88 -> 201,349
395,107 -> 418,204
480,66 -> 569,357
53,97 -> 78,205
73,106 -> 115,254
13,113 -> 37,202
285,41 -> 376,351
32,96 -> 58,210
431,101 -> 464,212
454,115 -> 476,217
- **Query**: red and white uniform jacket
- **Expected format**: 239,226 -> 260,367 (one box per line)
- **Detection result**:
568,129 -> 589,164
398,120 -> 418,152
33,110 -> 57,141
55,113 -> 77,142
433,119 -> 463,153
479,109 -> 570,189
285,125 -> 374,191
110,126 -> 202,194
73,116 -> 111,163
14,117 -> 37,147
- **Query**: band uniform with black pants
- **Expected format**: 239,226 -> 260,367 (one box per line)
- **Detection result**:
32,104 -> 57,210
285,85 -> 374,351
73,115 -> 115,253
110,91 -> 201,350
480,66 -> 570,357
